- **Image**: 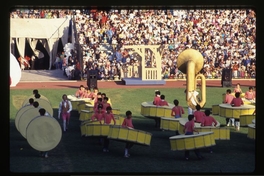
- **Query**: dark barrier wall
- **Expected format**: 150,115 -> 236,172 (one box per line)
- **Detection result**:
87,70 -> 98,89
221,68 -> 232,87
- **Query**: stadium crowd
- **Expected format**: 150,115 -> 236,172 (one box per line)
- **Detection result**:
11,8 -> 256,80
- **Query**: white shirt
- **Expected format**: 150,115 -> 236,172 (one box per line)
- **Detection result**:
58,100 -> 72,117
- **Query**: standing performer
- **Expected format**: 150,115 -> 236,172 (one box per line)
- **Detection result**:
58,94 -> 73,132
38,108 -> 49,158
102,106 -> 116,152
183,115 -> 203,160
122,110 -> 134,158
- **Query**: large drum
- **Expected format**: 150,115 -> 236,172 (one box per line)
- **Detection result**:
70,99 -> 85,111
160,117 -> 184,131
77,99 -> 94,113
80,120 -> 103,136
67,95 -> 85,110
169,131 -> 216,151
34,98 -> 53,117
80,116 -> 125,136
252,119 -> 255,124
195,127 -> 230,140
26,115 -> 62,151
141,101 -> 174,118
112,108 -> 120,115
108,125 -> 152,146
212,104 -> 220,115
178,118 -> 227,140
79,110 -> 93,121
247,124 -> 255,140
15,106 -> 35,131
242,98 -> 255,105
84,104 -> 94,111
21,94 -> 50,107
82,124 -> 111,137
239,115 -> 256,126
219,104 -> 255,119
18,107 -> 44,138
116,116 -> 125,125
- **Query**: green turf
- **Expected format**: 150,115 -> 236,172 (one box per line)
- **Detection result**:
9,86 -> 255,173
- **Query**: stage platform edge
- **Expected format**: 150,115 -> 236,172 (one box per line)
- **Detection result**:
122,78 -> 166,86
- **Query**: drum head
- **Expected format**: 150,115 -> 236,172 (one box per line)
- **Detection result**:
18,108 -> 42,138
15,106 -> 35,132
26,116 -> 62,151
22,95 -> 49,107
34,99 -> 53,117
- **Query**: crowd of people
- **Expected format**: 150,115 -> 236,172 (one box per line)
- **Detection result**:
11,8 -> 256,80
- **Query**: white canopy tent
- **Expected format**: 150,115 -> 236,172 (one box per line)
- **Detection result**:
10,18 -> 72,69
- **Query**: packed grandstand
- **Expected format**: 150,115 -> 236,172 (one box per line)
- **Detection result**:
11,8 -> 256,80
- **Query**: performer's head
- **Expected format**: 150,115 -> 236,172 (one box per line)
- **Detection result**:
195,104 -> 201,111
235,92 -> 240,98
204,109 -> 211,116
226,89 -> 231,94
173,99 -> 179,106
39,108 -> 46,116
188,114 -> 194,121
126,110 -> 132,118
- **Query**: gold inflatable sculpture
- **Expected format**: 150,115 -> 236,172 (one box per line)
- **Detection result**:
177,49 -> 206,109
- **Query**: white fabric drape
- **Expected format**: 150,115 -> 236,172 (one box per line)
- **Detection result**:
16,38 -> 25,58
48,38 -> 59,69
60,27 -> 69,47
11,18 -> 71,70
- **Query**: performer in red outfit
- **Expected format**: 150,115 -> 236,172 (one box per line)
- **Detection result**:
233,83 -> 243,94
223,89 -> 234,104
102,97 -> 111,112
102,106 -> 116,152
171,99 -> 185,118
201,110 -> 218,127
193,105 -> 205,123
58,94 -> 73,132
122,110 -> 134,158
153,90 -> 161,105
93,97 -> 103,112
231,92 -> 244,107
183,115 -> 203,160
201,110 -> 217,153
230,92 -> 244,130
223,89 -> 234,126
91,104 -> 104,122
75,85 -> 85,98
245,86 -> 255,100
158,95 -> 169,106
81,87 -> 94,99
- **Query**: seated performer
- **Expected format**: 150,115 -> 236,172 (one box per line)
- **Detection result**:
75,85 -> 85,98
245,86 -> 255,100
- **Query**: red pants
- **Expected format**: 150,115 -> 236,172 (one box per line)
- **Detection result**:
62,112 -> 70,121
